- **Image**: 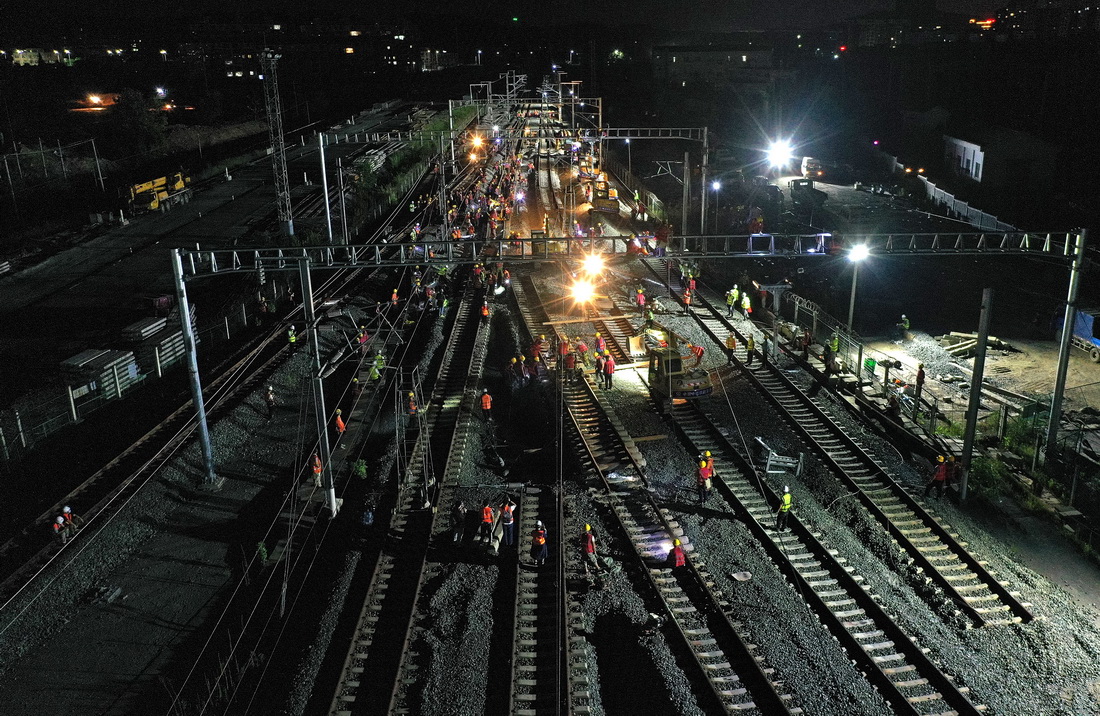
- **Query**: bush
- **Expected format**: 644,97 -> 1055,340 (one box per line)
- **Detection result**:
967,456 -> 1008,499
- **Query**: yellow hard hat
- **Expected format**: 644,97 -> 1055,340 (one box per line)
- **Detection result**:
699,460 -> 707,468
705,451 -> 711,457
408,392 -> 414,397
510,357 -> 517,363
673,539 -> 681,546
540,334 -> 545,340
595,331 -> 601,336
937,455 -> 945,463
519,354 -> 526,361
335,409 -> 342,414
585,524 -> 591,531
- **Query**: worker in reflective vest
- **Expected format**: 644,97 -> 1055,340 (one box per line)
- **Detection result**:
697,460 -> 713,504
54,516 -> 69,544
593,353 -> 605,386
725,333 -> 738,364
688,342 -> 705,368
745,335 -> 756,365
287,325 -> 297,344
480,389 -> 493,421
595,333 -> 606,353
775,486 -> 793,531
334,409 -> 346,435
924,456 -> 949,499
407,392 -> 418,416
312,454 -> 323,487
500,497 -> 516,546
583,524 -> 603,573
602,353 -> 616,390
576,337 -> 590,366
726,287 -> 739,317
480,503 -> 495,540
481,301 -> 490,320
532,521 -> 548,566
741,293 -> 752,316
669,538 -> 686,568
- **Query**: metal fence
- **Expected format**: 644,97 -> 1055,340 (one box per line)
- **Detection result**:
0,284 -> 291,465
879,152 -> 1016,231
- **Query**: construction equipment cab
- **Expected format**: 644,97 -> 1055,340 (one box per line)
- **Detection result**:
642,322 -> 713,411
801,156 -> 824,178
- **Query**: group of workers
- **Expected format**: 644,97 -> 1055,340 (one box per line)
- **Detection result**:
52,505 -> 84,544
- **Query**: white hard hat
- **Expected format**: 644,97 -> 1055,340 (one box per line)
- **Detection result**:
537,520 -> 544,528
63,506 -> 72,514
784,485 -> 790,493
56,516 -> 65,524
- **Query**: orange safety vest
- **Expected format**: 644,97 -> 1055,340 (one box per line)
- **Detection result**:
481,393 -> 492,410
501,504 -> 514,524
535,529 -> 546,545
335,414 -> 346,433
481,304 -> 490,317
408,399 -> 418,415
482,506 -> 494,523
312,456 -> 322,474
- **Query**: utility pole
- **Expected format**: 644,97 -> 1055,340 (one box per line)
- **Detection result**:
1047,229 -> 1088,463
261,50 -> 294,237
171,249 -> 220,488
960,287 -> 993,501
299,257 -> 340,516
319,133 -> 333,243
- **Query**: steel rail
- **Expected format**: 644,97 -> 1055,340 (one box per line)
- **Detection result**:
644,258 -> 1033,627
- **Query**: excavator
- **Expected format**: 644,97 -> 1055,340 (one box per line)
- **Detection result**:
638,320 -> 713,411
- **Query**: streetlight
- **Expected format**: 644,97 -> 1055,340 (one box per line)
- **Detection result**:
477,50 -> 482,65
847,244 -> 870,331
711,181 -> 722,234
624,138 -> 631,176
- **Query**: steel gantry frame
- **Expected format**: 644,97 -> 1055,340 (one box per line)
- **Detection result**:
174,227 -> 1086,504
260,50 -> 294,237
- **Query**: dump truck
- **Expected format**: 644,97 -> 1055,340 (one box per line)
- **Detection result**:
641,321 -> 713,409
126,172 -> 191,213
1065,310 -> 1100,362
787,178 -> 827,210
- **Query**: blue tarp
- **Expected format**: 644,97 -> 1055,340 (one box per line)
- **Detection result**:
1057,311 -> 1100,347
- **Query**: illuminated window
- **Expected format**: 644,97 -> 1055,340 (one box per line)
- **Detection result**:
742,55 -> 747,62
345,47 -> 355,54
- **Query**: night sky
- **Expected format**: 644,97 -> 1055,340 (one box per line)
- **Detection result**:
3,0 -> 1002,36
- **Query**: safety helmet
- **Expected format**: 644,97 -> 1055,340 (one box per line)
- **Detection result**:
700,460 -> 707,468
673,539 -> 681,546
484,388 -> 489,393
290,325 -> 296,330
540,334 -> 545,340
63,506 -> 72,514
595,332 -> 601,337
353,378 -> 359,383
268,385 -> 273,391
734,284 -> 738,289
537,520 -> 544,528
336,409 -> 342,415
408,392 -> 415,397
585,524 -> 591,531
902,314 -> 907,318
519,354 -> 526,361
784,485 -> 790,493
937,455 -> 945,463
705,451 -> 711,457
56,516 -> 65,525
510,357 -> 517,364
947,456 -> 956,462
534,355 -> 540,361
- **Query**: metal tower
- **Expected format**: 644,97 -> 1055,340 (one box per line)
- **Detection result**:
260,50 -> 294,237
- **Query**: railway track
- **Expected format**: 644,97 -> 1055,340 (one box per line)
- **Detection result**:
514,276 -> 797,715
643,258 -> 1034,628
659,389 -> 986,715
327,280 -> 490,715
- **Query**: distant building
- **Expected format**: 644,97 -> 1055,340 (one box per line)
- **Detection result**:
943,128 -> 1056,191
651,41 -> 778,90
995,1 -> 1100,39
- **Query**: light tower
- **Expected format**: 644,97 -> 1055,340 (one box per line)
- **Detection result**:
260,50 -> 294,237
